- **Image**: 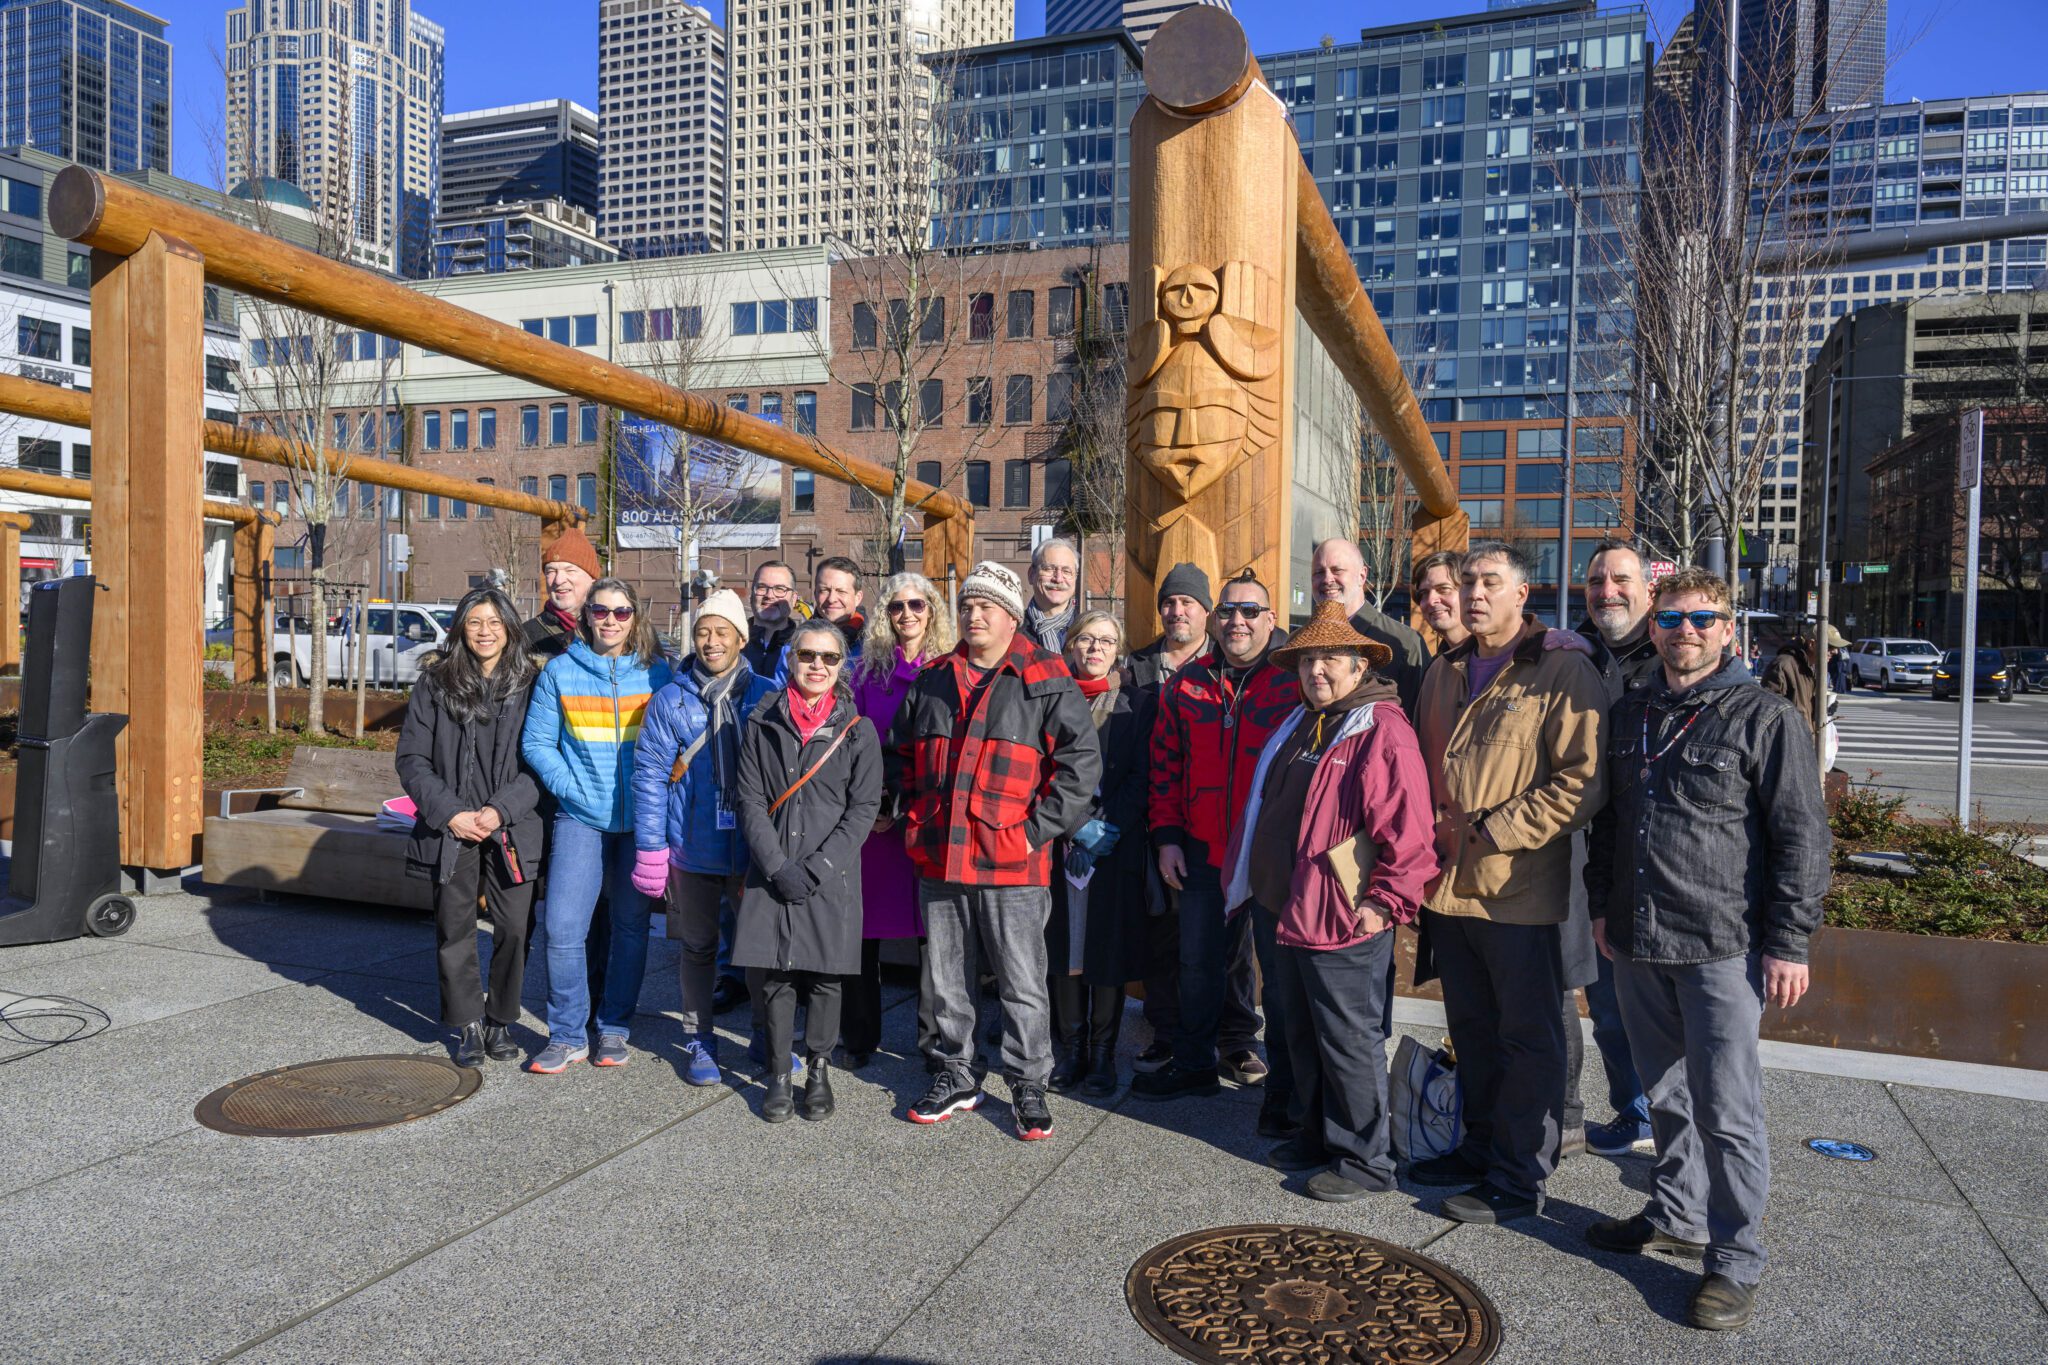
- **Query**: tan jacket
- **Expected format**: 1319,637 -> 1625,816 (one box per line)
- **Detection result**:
1416,614 -> 1608,924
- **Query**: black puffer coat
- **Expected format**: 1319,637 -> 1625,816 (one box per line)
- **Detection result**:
732,689 -> 885,975
395,672 -> 543,885
1049,675 -> 1157,987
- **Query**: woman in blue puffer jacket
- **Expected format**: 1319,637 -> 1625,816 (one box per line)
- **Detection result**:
630,589 -> 774,1085
521,577 -> 673,1074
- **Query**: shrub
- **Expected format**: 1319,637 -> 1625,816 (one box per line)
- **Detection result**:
1832,786 -> 1905,841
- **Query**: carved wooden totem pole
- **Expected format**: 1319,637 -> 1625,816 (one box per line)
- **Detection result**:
1125,9 -> 1298,644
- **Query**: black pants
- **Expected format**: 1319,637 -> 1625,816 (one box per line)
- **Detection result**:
1425,909 -> 1567,1202
1141,904 -> 1181,1040
760,970 -> 842,1076
842,939 -> 887,1055
1273,930 -> 1396,1191
1052,973 -> 1123,1051
435,842 -> 537,1028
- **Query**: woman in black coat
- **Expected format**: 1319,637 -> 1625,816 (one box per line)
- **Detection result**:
1047,611 -> 1156,1097
395,586 -> 543,1068
733,619 -> 884,1123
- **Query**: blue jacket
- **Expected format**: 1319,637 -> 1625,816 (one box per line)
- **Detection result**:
631,660 -> 776,874
522,641 -> 674,833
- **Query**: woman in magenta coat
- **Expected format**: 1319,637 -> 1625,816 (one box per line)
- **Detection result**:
841,570 -> 958,1067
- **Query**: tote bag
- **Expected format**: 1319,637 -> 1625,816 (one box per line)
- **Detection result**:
1390,1034 -> 1464,1162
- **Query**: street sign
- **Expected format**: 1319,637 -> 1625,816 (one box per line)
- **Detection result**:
1648,559 -> 1677,581
1863,563 -> 1890,575
1959,408 -> 1984,490
1806,591 -> 1818,617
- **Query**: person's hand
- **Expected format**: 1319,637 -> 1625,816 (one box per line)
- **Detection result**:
631,849 -> 669,899
1356,901 -> 1388,937
1157,844 -> 1187,892
1763,955 -> 1810,1011
1591,917 -> 1613,961
445,810 -> 485,843
770,862 -> 811,902
1543,628 -> 1594,656
1065,846 -> 1097,879
871,814 -> 894,835
472,806 -> 503,837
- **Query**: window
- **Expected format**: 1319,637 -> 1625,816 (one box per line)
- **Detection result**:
549,403 -> 569,445
763,299 -> 789,334
449,498 -> 469,521
918,297 -> 945,345
919,379 -> 943,425
1047,372 -> 1074,422
1459,466 -> 1505,495
478,409 -> 497,449
251,483 -> 266,509
1516,429 -> 1565,458
794,391 -> 818,435
17,317 -> 59,360
1004,374 -> 1033,424
732,301 -> 758,335
851,301 -> 877,349
851,383 -> 877,430
450,409 -> 469,450
1459,498 -> 1503,526
1044,458 -> 1072,507
1462,430 -> 1507,458
1004,460 -> 1031,507
579,404 -> 599,444
970,292 -> 995,341
1575,462 -> 1622,491
578,473 -> 598,515
422,411 -> 442,451
1007,289 -> 1034,338
1517,463 -> 1564,493
547,316 -> 571,346
549,474 -> 567,502
520,405 -> 540,447
790,297 -> 818,332
1519,498 -> 1563,528
0,236 -> 40,279
18,437 -> 59,472
965,460 -> 991,507
72,327 -> 91,368
519,476 -> 538,497
967,376 -> 992,426
574,314 -> 597,347
916,460 -> 942,488
424,492 -> 441,519
521,318 -> 543,336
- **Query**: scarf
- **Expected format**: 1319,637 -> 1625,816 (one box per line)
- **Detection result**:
694,657 -> 751,793
1076,670 -> 1119,727
1023,599 -> 1076,653
788,686 -> 836,744
544,602 -> 579,637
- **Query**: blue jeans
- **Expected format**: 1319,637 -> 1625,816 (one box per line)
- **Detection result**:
1587,948 -> 1651,1124
543,814 -> 653,1047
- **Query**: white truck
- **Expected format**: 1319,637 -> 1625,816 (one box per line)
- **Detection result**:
271,602 -> 457,688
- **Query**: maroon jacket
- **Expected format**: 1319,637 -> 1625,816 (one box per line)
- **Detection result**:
1223,699 -> 1437,950
884,633 -> 1101,887
1148,646 -> 1300,870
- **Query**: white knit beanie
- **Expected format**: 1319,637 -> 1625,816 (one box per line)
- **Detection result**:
959,560 -> 1026,623
694,588 -> 750,642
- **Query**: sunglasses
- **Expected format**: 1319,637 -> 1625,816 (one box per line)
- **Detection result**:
1654,609 -> 1730,631
794,648 -> 843,666
1214,603 -> 1267,620
886,598 -> 929,615
587,604 -> 635,621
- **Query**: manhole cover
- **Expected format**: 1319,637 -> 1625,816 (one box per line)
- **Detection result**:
1127,1224 -> 1500,1364
194,1054 -> 480,1137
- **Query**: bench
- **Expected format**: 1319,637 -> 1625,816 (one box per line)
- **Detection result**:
202,747 -> 431,911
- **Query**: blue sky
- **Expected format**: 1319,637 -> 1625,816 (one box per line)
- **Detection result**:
155,0 -> 2043,187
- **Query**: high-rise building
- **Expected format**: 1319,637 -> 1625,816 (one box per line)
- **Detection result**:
0,0 -> 172,173
224,0 -> 446,279
1046,0 -> 1231,51
726,0 -> 1011,253
1690,0 -> 1887,119
433,198 -> 617,277
440,101 -> 599,219
597,0 -> 727,258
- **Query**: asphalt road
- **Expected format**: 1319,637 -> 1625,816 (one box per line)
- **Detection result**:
1830,685 -> 2048,825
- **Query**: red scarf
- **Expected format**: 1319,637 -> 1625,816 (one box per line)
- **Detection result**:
545,602 -> 579,635
1074,673 -> 1115,700
788,686 -> 835,743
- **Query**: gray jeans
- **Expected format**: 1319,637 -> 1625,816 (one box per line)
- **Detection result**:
919,879 -> 1053,1088
667,868 -> 743,1037
1612,950 -> 1771,1286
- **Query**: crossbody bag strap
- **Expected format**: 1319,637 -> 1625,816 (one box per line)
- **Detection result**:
769,718 -> 862,816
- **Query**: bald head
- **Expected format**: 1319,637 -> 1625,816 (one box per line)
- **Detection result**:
1311,538 -> 1368,614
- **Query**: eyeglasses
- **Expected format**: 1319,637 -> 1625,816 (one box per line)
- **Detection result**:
754,584 -> 795,598
1654,609 -> 1731,631
886,598 -> 929,615
587,604 -> 635,621
1072,635 -> 1119,651
1214,603 -> 1268,620
794,648 -> 843,666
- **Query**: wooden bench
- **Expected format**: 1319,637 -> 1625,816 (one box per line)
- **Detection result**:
202,747 -> 431,911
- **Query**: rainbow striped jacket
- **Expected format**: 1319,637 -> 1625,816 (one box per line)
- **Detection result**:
522,640 -> 675,833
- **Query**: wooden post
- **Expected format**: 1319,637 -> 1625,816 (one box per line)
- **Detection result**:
1125,9 -> 1298,647
920,509 -> 974,593
232,516 -> 274,686
91,233 -> 207,872
0,513 -> 22,673
1408,507 -> 1473,634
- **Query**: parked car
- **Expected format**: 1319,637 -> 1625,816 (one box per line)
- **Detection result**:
272,601 -> 454,688
2002,646 -> 2048,694
1846,637 -> 1942,691
1930,648 -> 2012,702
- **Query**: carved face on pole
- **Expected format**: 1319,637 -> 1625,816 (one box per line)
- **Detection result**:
1128,261 -> 1282,506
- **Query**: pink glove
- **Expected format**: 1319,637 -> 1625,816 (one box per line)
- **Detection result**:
631,849 -> 670,899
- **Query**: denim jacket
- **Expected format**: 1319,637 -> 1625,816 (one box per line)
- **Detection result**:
1587,658 -> 1832,965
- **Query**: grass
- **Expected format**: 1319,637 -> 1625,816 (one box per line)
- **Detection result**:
202,719 -> 395,787
1826,786 -> 2048,943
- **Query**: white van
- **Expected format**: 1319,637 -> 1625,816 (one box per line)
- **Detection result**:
273,602 -> 456,687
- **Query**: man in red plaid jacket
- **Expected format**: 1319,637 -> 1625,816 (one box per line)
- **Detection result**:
885,561 -> 1101,1141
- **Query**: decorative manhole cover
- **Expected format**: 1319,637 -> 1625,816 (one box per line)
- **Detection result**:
194,1054 -> 481,1137
1127,1224 -> 1501,1364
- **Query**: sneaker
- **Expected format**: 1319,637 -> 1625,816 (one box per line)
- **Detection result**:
679,1035 -> 720,1087
592,1034 -> 630,1067
1306,1169 -> 1385,1203
1440,1182 -> 1542,1225
908,1075 -> 984,1125
526,1041 -> 589,1074
1221,1049 -> 1269,1086
1406,1149 -> 1488,1187
1012,1083 -> 1054,1141
1266,1137 -> 1327,1173
1132,1040 -> 1174,1074
1129,1061 -> 1222,1101
1688,1273 -> 1757,1331
1587,1114 -> 1657,1157
1586,1213 -> 1708,1259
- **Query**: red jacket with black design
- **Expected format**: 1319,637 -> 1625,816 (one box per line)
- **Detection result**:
1149,646 -> 1301,869
883,633 -> 1103,887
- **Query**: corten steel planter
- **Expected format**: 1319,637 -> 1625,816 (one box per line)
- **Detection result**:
0,678 -> 411,732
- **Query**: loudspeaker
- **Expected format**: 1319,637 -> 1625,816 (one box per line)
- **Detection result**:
17,575 -> 93,743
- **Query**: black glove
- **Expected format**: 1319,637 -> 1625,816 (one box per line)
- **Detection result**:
770,862 -> 812,902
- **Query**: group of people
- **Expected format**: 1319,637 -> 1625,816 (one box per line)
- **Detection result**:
395,524 -> 1829,1334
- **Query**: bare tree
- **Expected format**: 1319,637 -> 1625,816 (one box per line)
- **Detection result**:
1358,430 -> 1418,612
1056,248 -> 1128,599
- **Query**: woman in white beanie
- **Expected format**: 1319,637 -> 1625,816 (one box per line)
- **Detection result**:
630,587 -> 778,1085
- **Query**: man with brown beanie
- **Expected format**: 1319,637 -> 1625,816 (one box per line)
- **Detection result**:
887,560 -> 1100,1141
523,524 -> 602,661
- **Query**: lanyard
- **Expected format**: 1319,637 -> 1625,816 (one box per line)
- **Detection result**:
1639,702 -> 1705,782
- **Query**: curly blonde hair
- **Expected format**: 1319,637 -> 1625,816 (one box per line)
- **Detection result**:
857,571 -> 957,682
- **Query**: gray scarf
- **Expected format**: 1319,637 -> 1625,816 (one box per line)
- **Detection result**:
695,656 -> 752,791
1023,599 -> 1076,653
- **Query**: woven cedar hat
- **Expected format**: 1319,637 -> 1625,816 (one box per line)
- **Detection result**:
1270,599 -> 1395,672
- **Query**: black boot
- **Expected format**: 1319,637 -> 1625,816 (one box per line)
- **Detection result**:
454,1022 -> 485,1068
801,1054 -> 835,1121
1080,985 -> 1122,1097
1047,976 -> 1086,1091
763,1072 -> 795,1123
481,1023 -> 518,1061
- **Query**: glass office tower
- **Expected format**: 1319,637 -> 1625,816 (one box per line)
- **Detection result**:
0,0 -> 171,174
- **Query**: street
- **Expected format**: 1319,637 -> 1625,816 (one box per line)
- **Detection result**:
1831,685 -> 2048,825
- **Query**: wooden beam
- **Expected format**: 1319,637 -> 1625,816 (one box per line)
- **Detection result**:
232,516 -> 274,686
0,465 -> 253,524
920,508 -> 974,590
0,518 -> 18,673
0,372 -> 579,526
1407,507 -> 1472,634
48,167 -> 973,528
92,233 -> 207,871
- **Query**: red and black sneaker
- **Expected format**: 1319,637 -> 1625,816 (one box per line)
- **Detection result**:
1012,1083 -> 1054,1141
908,1075 -> 983,1125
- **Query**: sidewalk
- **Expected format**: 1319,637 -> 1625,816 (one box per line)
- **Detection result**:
3,884 -> 2044,1363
